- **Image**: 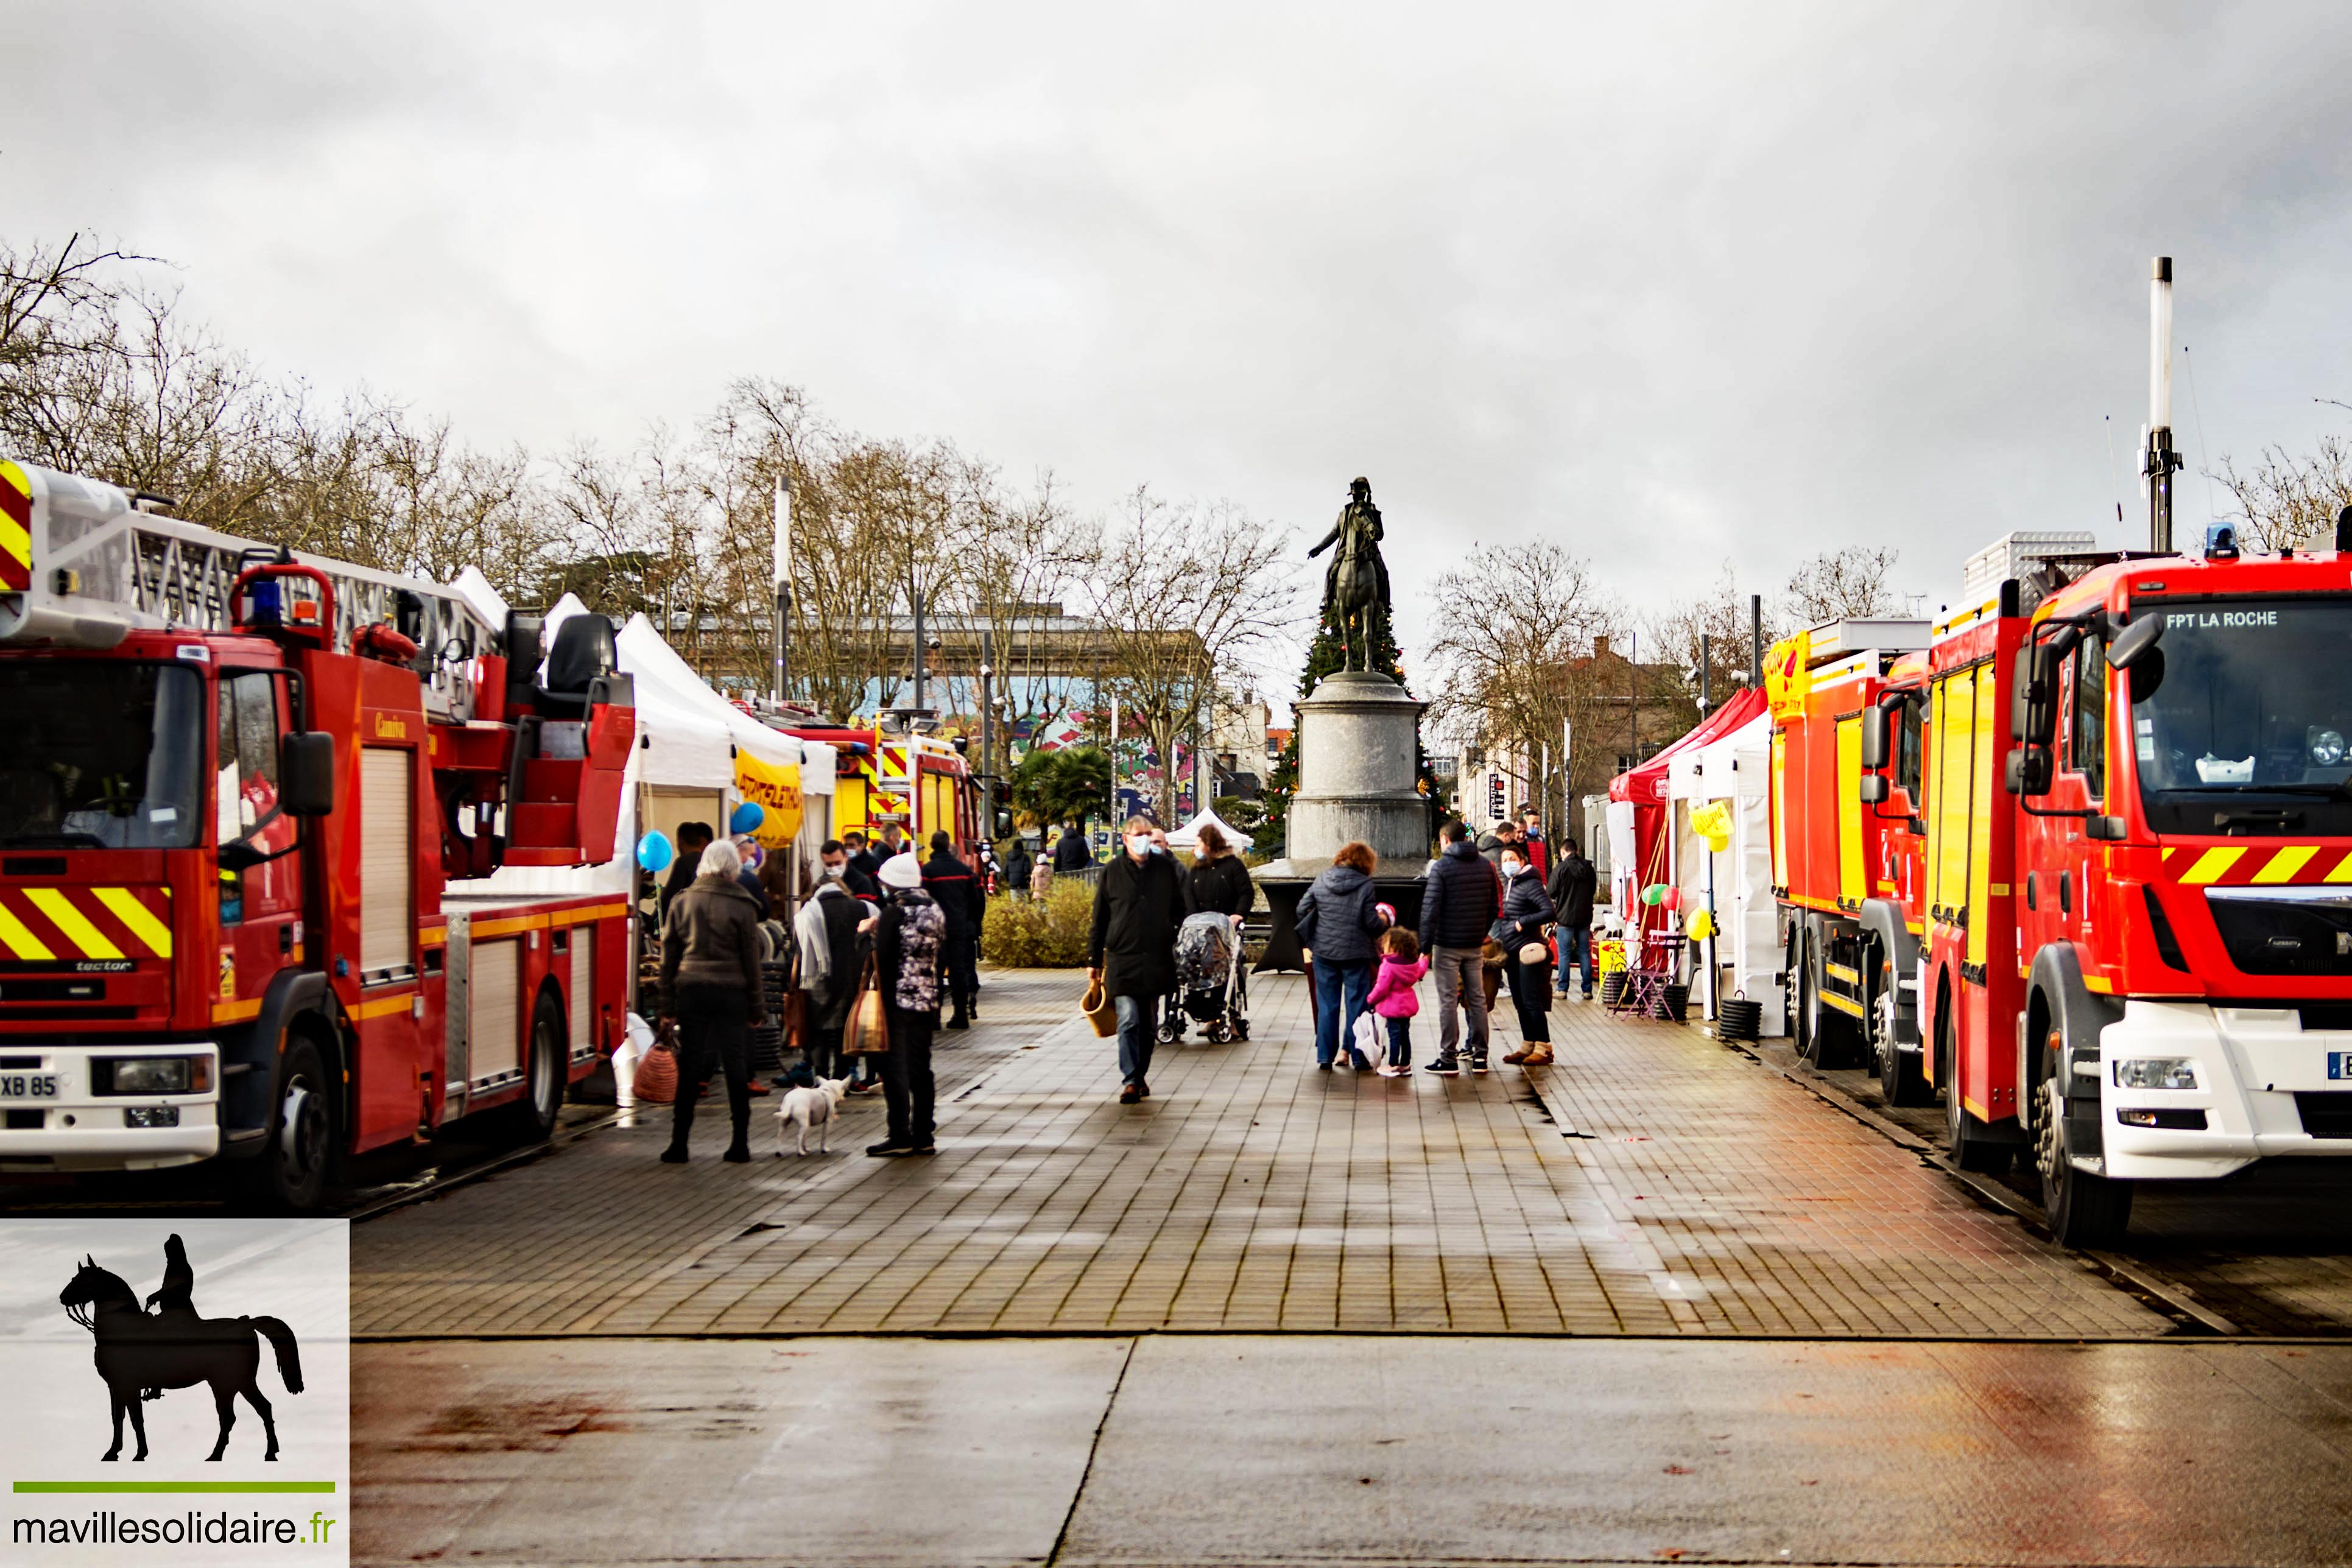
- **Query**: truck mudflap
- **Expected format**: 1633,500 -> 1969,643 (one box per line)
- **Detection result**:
2097,1000 -> 2352,1181
0,1042 -> 221,1172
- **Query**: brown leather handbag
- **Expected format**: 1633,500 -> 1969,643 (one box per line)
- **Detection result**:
842,954 -> 889,1053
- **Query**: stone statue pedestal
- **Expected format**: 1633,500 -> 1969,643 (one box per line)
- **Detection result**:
1286,669 -> 1428,866
1253,669 -> 1429,972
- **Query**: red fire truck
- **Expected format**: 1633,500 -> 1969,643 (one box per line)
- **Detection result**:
0,459 -> 636,1208
1772,535 -> 2352,1245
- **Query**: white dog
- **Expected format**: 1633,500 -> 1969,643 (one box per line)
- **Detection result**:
774,1075 -> 850,1155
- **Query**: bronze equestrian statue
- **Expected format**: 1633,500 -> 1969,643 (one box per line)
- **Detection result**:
1307,477 -> 1392,672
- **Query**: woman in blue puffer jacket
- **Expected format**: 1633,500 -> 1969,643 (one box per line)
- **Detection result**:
1293,840 -> 1392,1070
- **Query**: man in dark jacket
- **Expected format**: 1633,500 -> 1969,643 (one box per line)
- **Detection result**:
1420,820 -> 1502,1075
921,830 -> 984,1029
843,831 -> 882,893
1004,837 -> 1035,900
662,821 -> 714,923
1089,817 -> 1186,1103
1547,837 -> 1599,1000
1054,822 -> 1094,873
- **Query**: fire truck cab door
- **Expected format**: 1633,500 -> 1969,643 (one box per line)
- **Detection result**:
216,669 -> 303,1013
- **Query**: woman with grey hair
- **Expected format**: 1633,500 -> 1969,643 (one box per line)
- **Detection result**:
658,838 -> 769,1164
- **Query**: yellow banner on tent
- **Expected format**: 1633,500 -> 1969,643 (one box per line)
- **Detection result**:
1764,630 -> 1811,721
734,751 -> 804,849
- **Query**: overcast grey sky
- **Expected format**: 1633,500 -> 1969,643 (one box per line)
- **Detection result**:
10,2 -> 2352,689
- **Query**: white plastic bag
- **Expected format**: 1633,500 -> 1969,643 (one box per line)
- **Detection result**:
615,1011 -> 655,1108
1351,1009 -> 1383,1064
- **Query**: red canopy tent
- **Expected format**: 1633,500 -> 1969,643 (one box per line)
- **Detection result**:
1606,684 -> 1767,941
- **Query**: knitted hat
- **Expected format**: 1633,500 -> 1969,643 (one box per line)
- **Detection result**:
879,853 -> 922,890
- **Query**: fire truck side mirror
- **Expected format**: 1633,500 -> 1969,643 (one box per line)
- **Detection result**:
2105,612 -> 2164,671
2005,744 -> 2052,797
280,732 -> 336,817
1859,706 -> 1890,770
1857,773 -> 1889,805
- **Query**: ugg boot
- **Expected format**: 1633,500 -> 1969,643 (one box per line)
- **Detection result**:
1502,1042 -> 1554,1066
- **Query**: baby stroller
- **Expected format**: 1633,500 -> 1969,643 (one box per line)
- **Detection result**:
1161,911 -> 1250,1044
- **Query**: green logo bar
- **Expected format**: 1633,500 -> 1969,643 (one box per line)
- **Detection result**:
13,1482 -> 337,1494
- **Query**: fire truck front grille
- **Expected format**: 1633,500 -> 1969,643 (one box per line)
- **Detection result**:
2295,1094 -> 2352,1139
2206,891 -> 2352,977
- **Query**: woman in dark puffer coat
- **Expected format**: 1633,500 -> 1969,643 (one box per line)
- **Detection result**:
1293,840 -> 1391,1071
1495,846 -> 1557,1064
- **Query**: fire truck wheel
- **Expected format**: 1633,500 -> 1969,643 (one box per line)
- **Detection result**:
512,994 -> 565,1143
252,1036 -> 333,1212
2035,1038 -> 2132,1247
1876,958 -> 1933,1106
1940,1005 -> 2012,1175
1796,935 -> 1854,1070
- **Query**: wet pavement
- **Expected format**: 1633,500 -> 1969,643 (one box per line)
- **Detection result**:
357,1335 -> 2352,1566
345,968 -> 2352,1564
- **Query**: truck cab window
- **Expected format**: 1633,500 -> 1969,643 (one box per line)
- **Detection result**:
2070,636 -> 2107,801
216,672 -> 289,923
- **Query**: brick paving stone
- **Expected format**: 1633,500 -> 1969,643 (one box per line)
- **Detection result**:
351,965 -> 2174,1338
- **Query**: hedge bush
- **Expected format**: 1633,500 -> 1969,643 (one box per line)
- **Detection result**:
981,880 -> 1095,968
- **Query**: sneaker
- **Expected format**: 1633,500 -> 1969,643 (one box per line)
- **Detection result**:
909,1142 -> 937,1155
1424,1058 -> 1461,1077
1119,1083 -> 1141,1105
866,1141 -> 918,1157
1470,1056 -> 1491,1075
1376,1064 -> 1406,1078
849,1079 -> 885,1096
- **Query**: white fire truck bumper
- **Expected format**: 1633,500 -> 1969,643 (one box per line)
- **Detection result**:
0,1042 -> 220,1172
2099,1002 -> 2352,1181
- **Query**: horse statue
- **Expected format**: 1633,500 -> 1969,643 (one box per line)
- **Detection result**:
58,1246 -> 303,1463
1307,476 -> 1392,672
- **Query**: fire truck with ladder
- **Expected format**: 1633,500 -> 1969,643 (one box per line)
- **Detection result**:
1771,258 -> 2352,1246
0,457 -> 637,1209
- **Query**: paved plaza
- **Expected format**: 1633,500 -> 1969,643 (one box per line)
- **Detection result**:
354,968 -> 2164,1340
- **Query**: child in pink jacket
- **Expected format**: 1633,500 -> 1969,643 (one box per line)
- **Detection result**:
1365,927 -> 1429,1078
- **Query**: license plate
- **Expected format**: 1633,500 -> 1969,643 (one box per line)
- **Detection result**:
0,1073 -> 59,1100
2332,1053 -> 2352,1081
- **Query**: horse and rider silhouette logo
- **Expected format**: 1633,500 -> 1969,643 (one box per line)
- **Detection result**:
57,1234 -> 305,1463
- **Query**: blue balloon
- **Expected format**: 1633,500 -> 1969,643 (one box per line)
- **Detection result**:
636,830 -> 675,873
729,800 -> 766,835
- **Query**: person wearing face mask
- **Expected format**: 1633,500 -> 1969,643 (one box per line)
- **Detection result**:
1088,815 -> 1186,1104
1495,846 -> 1557,1066
794,839 -> 876,1083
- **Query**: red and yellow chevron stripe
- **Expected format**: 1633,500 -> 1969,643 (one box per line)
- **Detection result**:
0,885 -> 173,962
0,460 -> 31,594
2164,843 -> 2352,887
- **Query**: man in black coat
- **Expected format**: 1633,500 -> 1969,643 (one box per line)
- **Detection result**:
1547,837 -> 1599,1000
1418,820 -> 1502,1074
921,830 -> 984,1029
1054,823 -> 1094,873
1089,817 -> 1186,1103
663,821 -> 714,921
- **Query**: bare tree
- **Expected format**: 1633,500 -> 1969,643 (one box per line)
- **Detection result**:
1426,540 -> 1619,831
1783,545 -> 1910,622
1084,488 -> 1293,819
2214,413 -> 2352,552
1647,564 -> 1780,712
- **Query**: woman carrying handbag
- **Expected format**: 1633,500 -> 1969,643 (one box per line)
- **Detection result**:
1495,848 -> 1557,1066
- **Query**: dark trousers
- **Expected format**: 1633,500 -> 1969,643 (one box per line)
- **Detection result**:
1505,954 -> 1552,1044
671,985 -> 752,1150
879,1009 -> 937,1147
804,1022 -> 844,1082
1384,1014 -> 1412,1067
943,932 -> 978,1011
1114,993 -> 1157,1085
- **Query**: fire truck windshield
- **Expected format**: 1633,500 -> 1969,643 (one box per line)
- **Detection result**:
2129,597 -> 2352,834
0,663 -> 205,849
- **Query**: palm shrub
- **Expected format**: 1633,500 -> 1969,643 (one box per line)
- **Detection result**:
981,879 -> 1096,968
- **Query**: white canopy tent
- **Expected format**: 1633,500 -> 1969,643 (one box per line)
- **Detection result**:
1165,806 -> 1255,854
1664,709 -> 1780,1035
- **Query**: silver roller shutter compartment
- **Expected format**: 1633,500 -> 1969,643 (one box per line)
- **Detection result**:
469,939 -> 521,1085
359,748 -> 415,978
568,935 -> 593,1062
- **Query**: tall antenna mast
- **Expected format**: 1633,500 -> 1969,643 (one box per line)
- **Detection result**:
2145,257 -> 2183,554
